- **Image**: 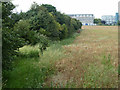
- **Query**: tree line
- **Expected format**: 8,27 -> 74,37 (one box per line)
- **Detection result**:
2,2 -> 82,70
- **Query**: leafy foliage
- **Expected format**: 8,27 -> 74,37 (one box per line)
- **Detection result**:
59,24 -> 68,39
2,28 -> 25,70
2,2 -> 82,87
29,8 -> 60,40
2,2 -> 82,69
94,18 -> 106,25
2,2 -> 26,70
41,4 -> 56,13
94,18 -> 102,25
2,2 -> 15,28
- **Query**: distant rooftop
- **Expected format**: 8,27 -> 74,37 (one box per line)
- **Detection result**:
101,15 -> 114,16
67,14 -> 94,15
68,14 -> 94,17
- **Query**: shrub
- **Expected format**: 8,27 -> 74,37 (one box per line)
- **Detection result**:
59,24 -> 68,39
2,28 -> 26,70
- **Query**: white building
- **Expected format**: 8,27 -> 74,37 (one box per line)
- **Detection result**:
101,15 -> 115,25
68,14 -> 95,25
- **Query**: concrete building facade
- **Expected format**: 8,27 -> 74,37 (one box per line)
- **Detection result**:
68,14 -> 95,25
101,15 -> 115,25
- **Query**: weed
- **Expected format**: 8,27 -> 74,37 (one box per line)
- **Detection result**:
83,54 -> 118,88
4,32 -> 80,88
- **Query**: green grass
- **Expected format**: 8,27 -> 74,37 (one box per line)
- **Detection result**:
83,54 -> 118,88
4,32 -> 80,88
49,80 -> 77,88
18,45 -> 40,58
59,33 -> 80,45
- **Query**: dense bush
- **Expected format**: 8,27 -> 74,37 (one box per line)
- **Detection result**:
59,24 -> 68,39
2,1 -> 82,88
29,7 -> 60,40
17,3 -> 82,40
2,2 -> 82,69
14,20 -> 30,43
41,4 -> 56,13
2,28 -> 26,70
2,2 -> 26,70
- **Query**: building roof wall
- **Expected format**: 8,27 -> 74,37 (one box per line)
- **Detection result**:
68,14 -> 95,25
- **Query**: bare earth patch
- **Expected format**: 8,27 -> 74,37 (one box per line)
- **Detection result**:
45,26 -> 118,88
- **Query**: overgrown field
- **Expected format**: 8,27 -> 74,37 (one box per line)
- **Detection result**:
4,26 -> 118,88
44,26 -> 118,88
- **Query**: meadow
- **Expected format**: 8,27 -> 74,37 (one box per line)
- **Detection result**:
4,26 -> 118,88
45,26 -> 118,88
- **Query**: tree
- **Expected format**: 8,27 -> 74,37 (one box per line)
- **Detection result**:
2,2 -> 25,70
2,2 -> 82,88
54,11 -> 65,25
2,2 -> 82,68
59,24 -> 68,39
117,21 -> 120,26
101,20 -> 106,25
2,2 -> 15,28
29,6 -> 60,40
11,11 -> 26,24
41,4 -> 56,13
14,20 -> 31,44
94,18 -> 102,25
21,2 -> 82,40
71,18 -> 82,30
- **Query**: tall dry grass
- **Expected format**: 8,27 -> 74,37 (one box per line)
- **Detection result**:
45,26 -> 118,88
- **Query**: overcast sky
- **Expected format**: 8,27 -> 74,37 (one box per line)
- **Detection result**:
12,0 -> 120,18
